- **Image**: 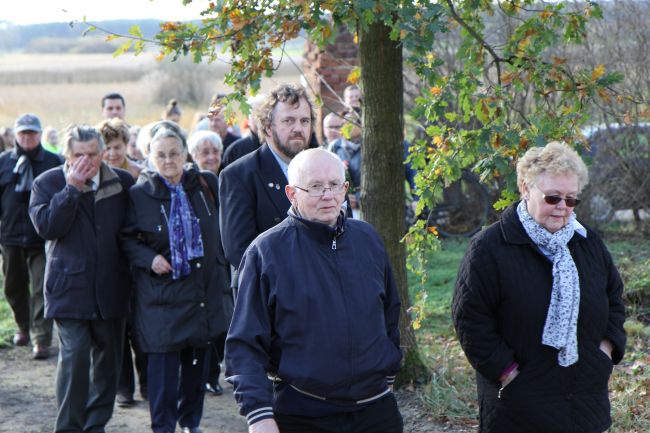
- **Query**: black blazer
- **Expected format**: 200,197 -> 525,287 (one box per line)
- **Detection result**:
219,144 -> 290,270
221,132 -> 261,170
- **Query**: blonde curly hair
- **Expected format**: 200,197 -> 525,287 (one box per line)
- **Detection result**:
516,141 -> 589,195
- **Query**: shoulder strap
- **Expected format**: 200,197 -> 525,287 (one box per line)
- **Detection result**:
198,173 -> 216,206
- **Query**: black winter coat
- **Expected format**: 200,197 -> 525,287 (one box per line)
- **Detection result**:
122,167 -> 229,353
0,145 -> 63,247
452,203 -> 626,433
29,164 -> 133,320
220,132 -> 261,170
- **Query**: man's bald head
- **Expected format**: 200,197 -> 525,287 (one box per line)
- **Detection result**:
288,148 -> 345,187
286,148 -> 348,226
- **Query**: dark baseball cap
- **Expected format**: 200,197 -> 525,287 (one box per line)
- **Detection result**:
14,113 -> 42,133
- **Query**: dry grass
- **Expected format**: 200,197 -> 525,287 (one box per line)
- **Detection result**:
0,53 -> 302,132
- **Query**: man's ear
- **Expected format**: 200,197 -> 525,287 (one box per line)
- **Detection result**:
264,126 -> 273,145
285,184 -> 296,204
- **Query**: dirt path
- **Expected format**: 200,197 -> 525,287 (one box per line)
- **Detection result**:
0,342 -> 450,433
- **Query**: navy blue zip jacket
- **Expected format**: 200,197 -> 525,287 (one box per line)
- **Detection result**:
225,209 -> 402,426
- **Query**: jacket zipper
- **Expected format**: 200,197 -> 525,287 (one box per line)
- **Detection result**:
160,203 -> 169,227
199,191 -> 212,216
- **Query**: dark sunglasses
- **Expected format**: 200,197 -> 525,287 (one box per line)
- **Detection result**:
542,195 -> 581,207
533,185 -> 581,207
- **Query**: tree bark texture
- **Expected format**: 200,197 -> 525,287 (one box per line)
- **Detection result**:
359,20 -> 427,385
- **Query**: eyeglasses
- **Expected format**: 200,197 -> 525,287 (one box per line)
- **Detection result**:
533,185 -> 581,207
154,151 -> 183,161
293,183 -> 346,197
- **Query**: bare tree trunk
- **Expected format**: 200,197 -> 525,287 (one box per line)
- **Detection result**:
359,20 -> 428,385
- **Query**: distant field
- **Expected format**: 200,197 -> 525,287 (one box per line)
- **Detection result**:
0,52 -> 303,131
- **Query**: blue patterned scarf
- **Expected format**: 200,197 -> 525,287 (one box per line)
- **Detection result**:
161,176 -> 204,280
517,201 -> 580,366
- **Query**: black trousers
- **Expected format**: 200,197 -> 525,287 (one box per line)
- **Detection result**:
54,318 -> 125,433
1,244 -> 52,345
274,393 -> 403,433
147,347 -> 207,433
207,333 -> 226,387
118,309 -> 148,398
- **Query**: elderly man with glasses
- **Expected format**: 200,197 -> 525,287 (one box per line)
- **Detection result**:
225,148 -> 403,433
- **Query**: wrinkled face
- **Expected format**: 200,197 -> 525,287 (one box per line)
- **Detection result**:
16,130 -> 42,151
127,133 -> 144,161
151,136 -> 186,184
68,139 -> 104,179
103,138 -> 127,168
323,115 -> 343,143
193,140 -> 222,174
102,98 -> 125,119
344,88 -> 362,108
208,111 -> 228,139
267,98 -> 312,162
286,155 -> 348,226
523,173 -> 580,233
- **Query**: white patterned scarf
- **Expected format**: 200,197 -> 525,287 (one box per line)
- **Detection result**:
517,201 -> 580,366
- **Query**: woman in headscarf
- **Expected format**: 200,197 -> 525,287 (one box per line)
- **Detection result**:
122,122 -> 229,433
452,141 -> 626,433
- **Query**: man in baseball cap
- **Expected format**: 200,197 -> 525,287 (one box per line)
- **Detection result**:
14,113 -> 43,133
0,113 -> 62,359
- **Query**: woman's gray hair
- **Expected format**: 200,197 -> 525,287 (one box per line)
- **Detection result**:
61,124 -> 105,158
187,130 -> 223,157
516,141 -> 589,194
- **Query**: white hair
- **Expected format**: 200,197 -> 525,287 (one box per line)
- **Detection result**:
287,148 -> 346,186
187,130 -> 223,157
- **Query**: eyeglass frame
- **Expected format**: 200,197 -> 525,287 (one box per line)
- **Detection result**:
292,182 -> 348,197
532,184 -> 581,207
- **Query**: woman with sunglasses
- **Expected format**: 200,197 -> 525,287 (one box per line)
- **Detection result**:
452,141 -> 626,433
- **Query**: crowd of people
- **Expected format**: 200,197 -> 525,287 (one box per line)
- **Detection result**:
0,81 -> 626,433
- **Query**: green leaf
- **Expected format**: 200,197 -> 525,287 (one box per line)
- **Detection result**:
444,112 -> 458,122
113,40 -> 132,58
128,25 -> 144,39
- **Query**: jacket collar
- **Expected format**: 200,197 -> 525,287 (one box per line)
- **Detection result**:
255,144 -> 291,214
11,144 -> 46,162
136,164 -> 201,200
287,207 -> 346,244
95,163 -> 123,203
62,162 -> 123,202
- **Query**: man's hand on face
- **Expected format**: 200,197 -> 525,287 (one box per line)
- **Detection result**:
66,156 -> 96,191
249,418 -> 279,433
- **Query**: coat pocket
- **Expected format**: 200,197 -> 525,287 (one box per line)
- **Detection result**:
46,257 -> 87,293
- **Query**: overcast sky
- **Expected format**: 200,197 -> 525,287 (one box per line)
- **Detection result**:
3,0 -> 207,25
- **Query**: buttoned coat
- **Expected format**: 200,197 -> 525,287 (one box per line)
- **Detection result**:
29,164 -> 133,320
121,167 -> 229,353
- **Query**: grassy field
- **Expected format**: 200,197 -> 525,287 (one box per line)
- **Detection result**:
409,232 -> 650,433
0,52 -> 303,132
